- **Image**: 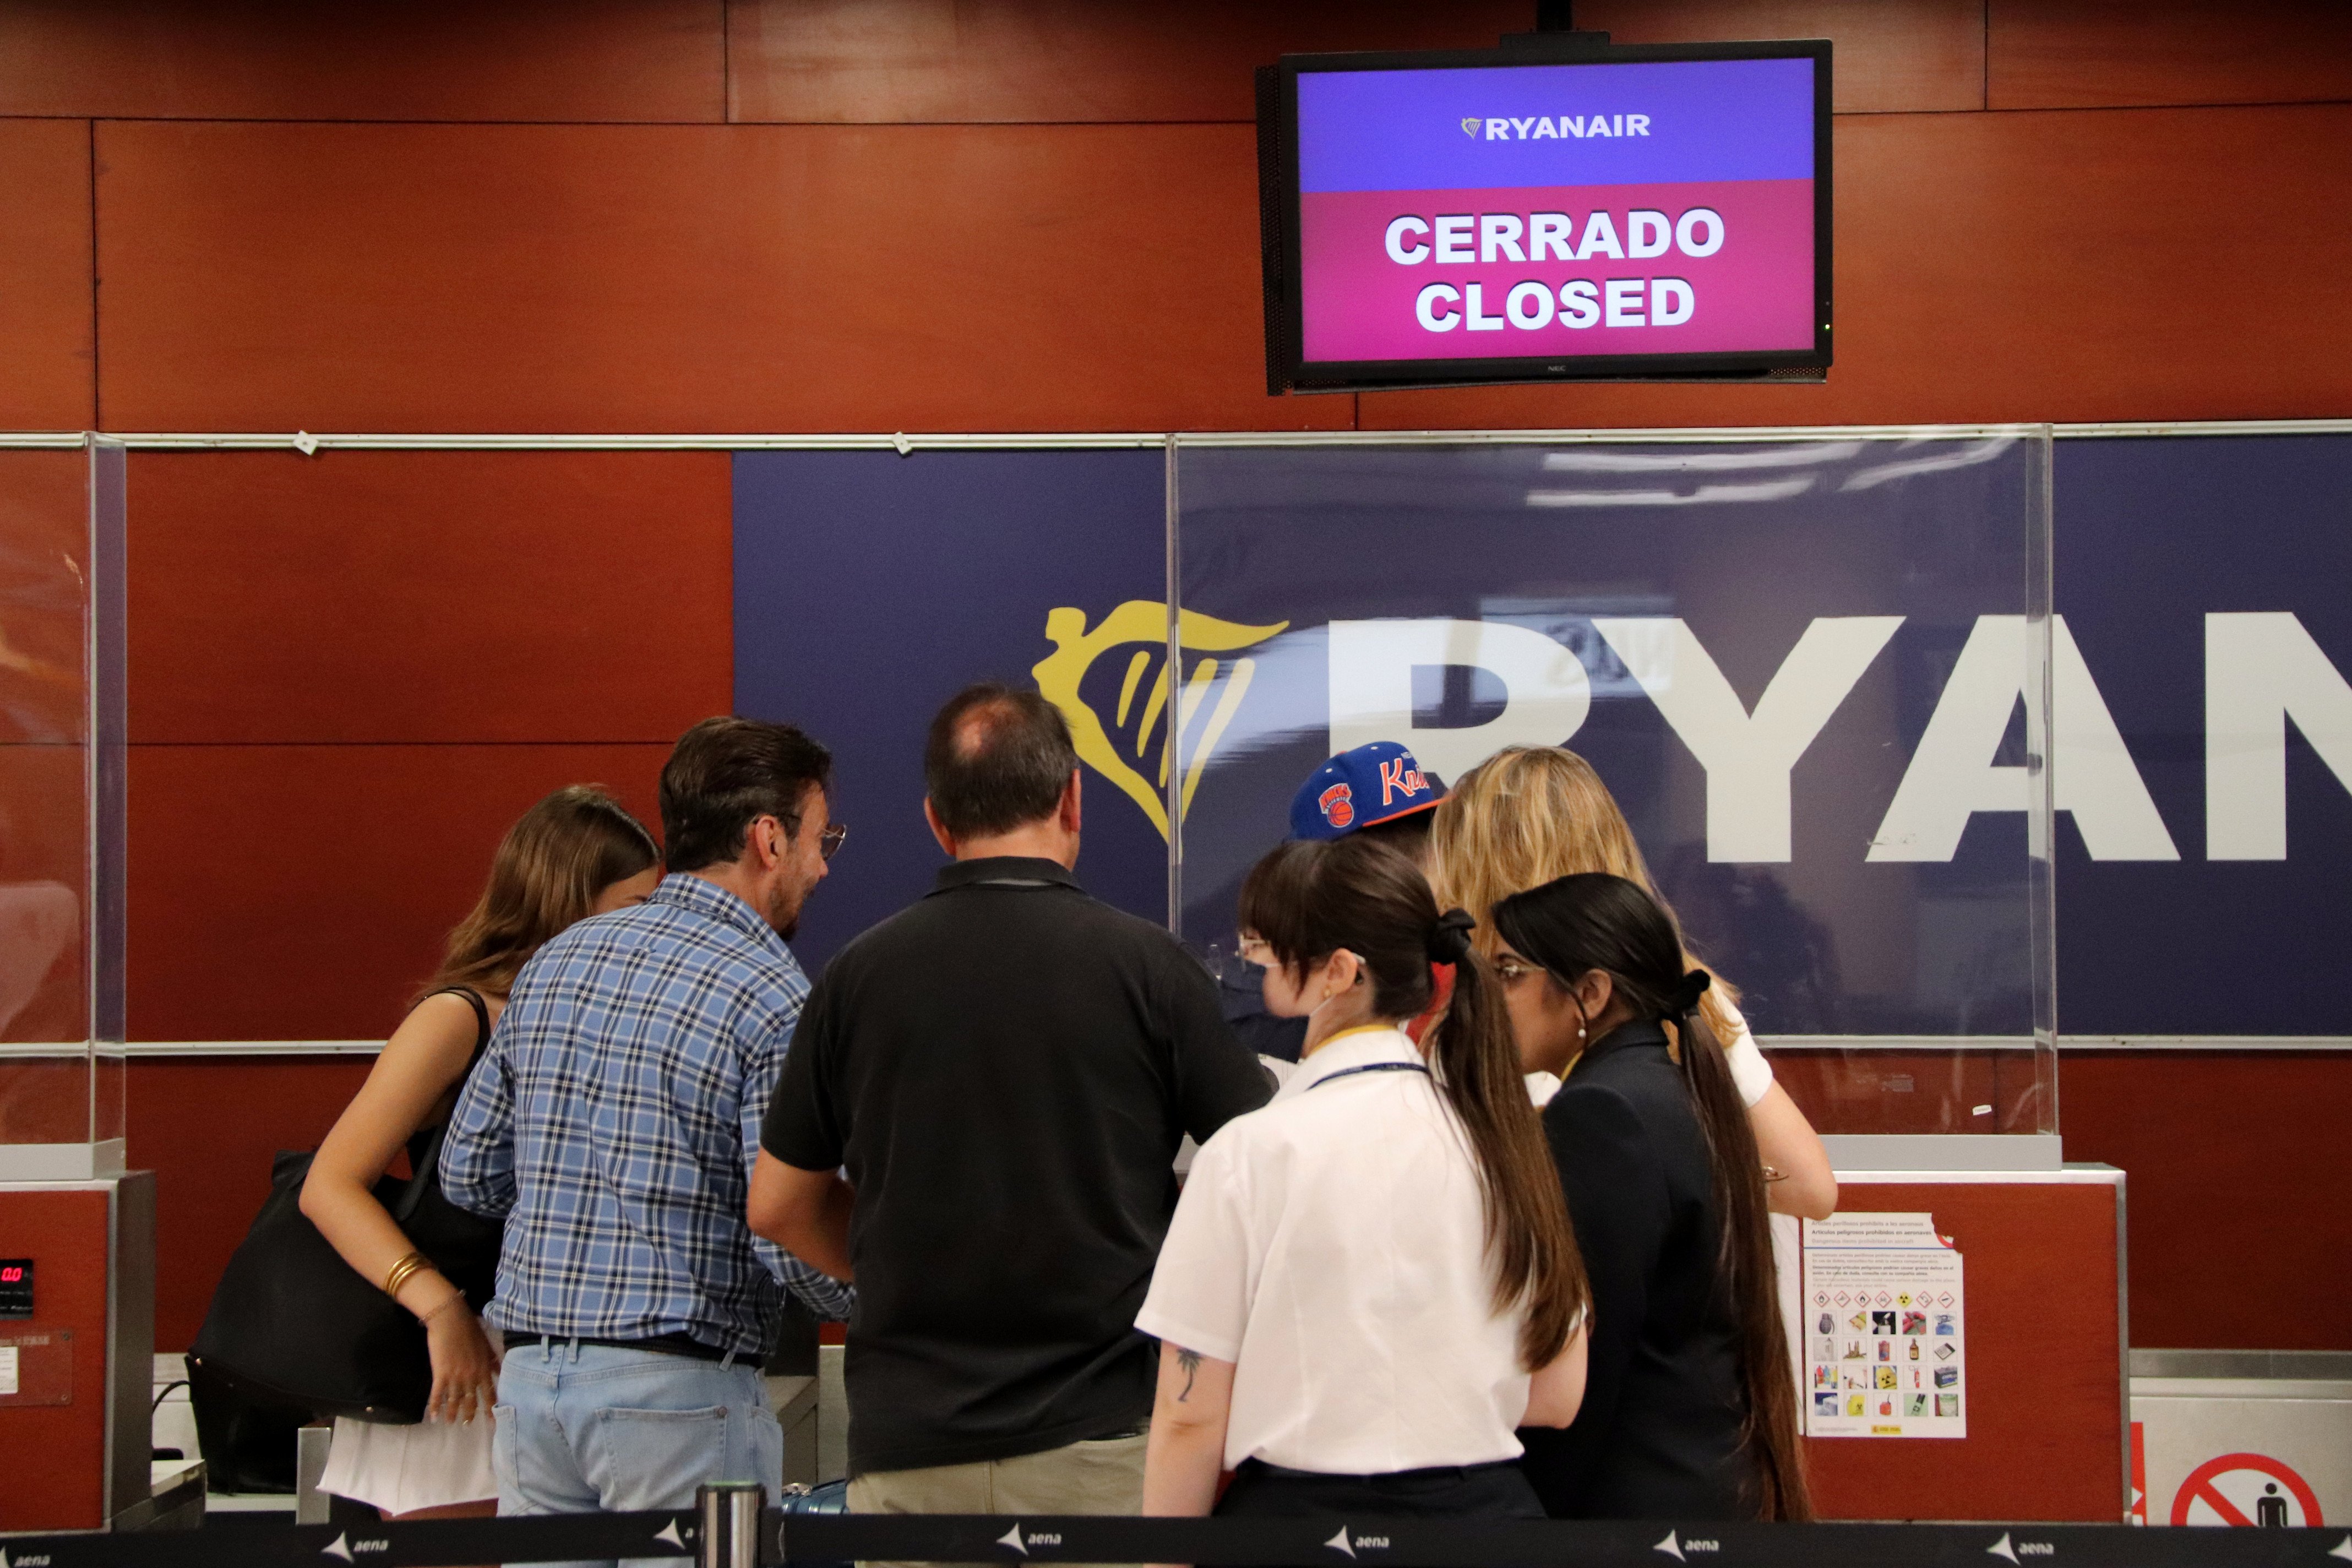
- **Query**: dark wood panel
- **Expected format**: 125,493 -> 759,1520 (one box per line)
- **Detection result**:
0,449 -> 94,742
0,1189 -> 112,1528
0,744 -> 86,1048
0,120 -> 92,430
129,1058 -> 372,1353
1360,103 -> 2352,429
2061,1050 -> 2352,1351
1583,0 -> 1985,113
1805,1179 -> 2124,1521
127,743 -> 672,1042
0,0 -> 723,122
95,122 -> 1346,434
728,0 -> 1528,123
127,450 -> 732,744
1990,0 -> 2352,110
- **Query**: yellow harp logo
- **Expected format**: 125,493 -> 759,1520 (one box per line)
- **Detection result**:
1033,601 -> 1288,840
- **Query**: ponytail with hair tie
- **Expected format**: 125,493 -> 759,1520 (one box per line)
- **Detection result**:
1673,968 -> 1713,1016
1426,908 -> 1477,965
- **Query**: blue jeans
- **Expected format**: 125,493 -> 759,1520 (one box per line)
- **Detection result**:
493,1339 -> 782,1568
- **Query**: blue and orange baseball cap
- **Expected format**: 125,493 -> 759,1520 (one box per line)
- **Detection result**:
1289,742 -> 1445,841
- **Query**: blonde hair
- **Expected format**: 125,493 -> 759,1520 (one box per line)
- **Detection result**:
422,785 -> 661,1003
1429,745 -> 1743,1041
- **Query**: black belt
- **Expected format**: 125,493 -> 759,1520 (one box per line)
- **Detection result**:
504,1330 -> 743,1365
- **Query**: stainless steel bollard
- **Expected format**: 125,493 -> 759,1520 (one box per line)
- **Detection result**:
696,1480 -> 767,1568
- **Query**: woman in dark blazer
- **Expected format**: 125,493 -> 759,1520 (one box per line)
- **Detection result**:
1490,872 -> 1811,1522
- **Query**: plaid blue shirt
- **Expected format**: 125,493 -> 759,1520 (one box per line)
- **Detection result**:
443,873 -> 853,1354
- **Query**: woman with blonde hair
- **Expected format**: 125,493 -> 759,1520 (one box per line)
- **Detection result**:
300,785 -> 662,1521
1429,746 -> 1834,1219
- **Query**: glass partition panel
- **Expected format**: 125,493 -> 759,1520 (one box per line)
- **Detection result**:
1169,430 -> 2055,1141
0,438 -> 126,1178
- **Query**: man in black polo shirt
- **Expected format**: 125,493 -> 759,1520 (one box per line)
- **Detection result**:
749,682 -> 1269,1526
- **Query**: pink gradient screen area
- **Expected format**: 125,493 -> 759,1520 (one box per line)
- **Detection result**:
1299,178 -> 1814,363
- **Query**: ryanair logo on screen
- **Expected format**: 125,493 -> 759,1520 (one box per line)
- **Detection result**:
1032,601 -> 1286,840
1462,113 -> 1652,139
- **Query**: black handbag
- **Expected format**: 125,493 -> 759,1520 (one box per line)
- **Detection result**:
189,989 -> 507,1425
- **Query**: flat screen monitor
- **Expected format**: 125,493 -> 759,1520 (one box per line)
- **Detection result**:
1258,39 -> 1831,392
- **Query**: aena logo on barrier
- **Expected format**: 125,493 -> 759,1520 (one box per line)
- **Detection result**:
1037,604 -> 2352,863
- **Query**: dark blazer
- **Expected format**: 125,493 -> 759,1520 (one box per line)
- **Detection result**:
1518,1021 -> 1757,1520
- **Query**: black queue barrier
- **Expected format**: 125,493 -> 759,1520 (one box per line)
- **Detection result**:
4,1492 -> 2351,1568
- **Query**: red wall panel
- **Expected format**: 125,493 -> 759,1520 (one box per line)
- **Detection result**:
1585,0 -> 1986,113
0,451 -> 96,1044
129,1059 -> 374,1352
94,121 -> 1349,435
0,1189 -> 113,1528
0,1 -> 724,123
2060,1052 -> 2352,1351
1804,1179 -> 2124,1521
127,743 -> 672,1042
0,119 -> 92,430
128,450 -> 732,744
1360,103 -> 2352,430
728,1 -> 1526,123
1990,0 -> 2352,110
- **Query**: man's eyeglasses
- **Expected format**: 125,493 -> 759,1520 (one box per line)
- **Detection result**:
818,823 -> 848,861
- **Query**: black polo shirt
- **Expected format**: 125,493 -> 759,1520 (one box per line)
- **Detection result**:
761,856 -> 1272,1477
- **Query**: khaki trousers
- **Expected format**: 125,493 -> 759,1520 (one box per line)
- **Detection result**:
847,1430 -> 1150,1568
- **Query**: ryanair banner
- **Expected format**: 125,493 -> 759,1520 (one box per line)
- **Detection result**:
1167,435 -> 2048,1042
733,431 -> 2352,1040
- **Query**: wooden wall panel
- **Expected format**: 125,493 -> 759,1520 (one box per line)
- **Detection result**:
129,1058 -> 373,1352
1804,1179 -> 2124,1522
94,122 -> 1344,435
0,1 -> 723,123
0,119 -> 92,431
2060,1052 -> 2352,1351
1359,103 -> 2352,430
1990,0 -> 2352,110
128,451 -> 732,744
0,1189 -> 113,1528
0,449 -> 92,741
728,0 -> 1526,123
1584,0 -> 1985,112
127,743 -> 672,1042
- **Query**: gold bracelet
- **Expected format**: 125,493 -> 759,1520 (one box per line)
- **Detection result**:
382,1250 -> 431,1298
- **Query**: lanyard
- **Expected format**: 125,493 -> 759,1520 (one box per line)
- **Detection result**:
1309,1061 -> 1431,1091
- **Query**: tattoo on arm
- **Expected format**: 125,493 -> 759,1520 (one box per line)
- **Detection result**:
1175,1347 -> 1201,1402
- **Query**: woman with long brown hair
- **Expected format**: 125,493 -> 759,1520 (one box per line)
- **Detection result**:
1493,872 -> 1810,1521
1139,834 -> 1587,1528
300,785 -> 660,1521
1430,746 -> 1835,1220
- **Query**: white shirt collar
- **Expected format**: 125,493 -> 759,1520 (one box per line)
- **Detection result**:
1275,1023 -> 1425,1102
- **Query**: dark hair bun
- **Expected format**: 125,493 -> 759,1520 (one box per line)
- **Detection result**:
1427,907 -> 1477,965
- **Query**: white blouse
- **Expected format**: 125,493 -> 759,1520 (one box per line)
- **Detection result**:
1137,1025 -> 1537,1475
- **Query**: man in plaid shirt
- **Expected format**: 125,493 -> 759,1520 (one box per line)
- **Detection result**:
444,715 -> 850,1529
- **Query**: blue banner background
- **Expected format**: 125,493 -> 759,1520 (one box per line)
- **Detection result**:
733,449 -> 1169,969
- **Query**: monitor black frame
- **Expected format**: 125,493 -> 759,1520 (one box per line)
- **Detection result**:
1259,35 -> 1834,395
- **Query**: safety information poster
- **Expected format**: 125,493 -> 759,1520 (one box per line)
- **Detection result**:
1801,1212 -> 1966,1439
